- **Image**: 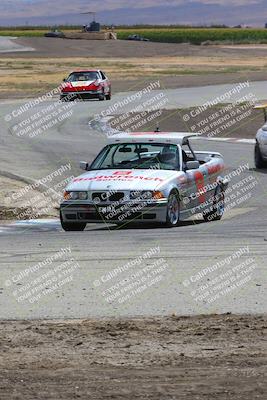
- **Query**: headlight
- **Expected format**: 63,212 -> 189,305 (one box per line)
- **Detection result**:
129,190 -> 165,200
78,192 -> 88,200
129,190 -> 143,200
63,191 -> 88,200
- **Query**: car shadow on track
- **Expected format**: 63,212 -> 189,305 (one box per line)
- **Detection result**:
86,219 -> 206,231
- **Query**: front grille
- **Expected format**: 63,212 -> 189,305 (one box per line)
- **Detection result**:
65,214 -> 77,220
92,192 -> 125,202
78,212 -> 98,220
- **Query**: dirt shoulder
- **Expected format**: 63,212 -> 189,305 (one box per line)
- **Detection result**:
109,105 -> 266,139
0,174 -> 58,221
2,71 -> 267,101
112,71 -> 267,93
0,314 -> 266,399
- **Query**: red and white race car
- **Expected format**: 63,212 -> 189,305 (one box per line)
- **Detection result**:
60,132 -> 229,231
60,70 -> 111,101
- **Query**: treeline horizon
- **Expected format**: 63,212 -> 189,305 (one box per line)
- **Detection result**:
0,24 -> 264,30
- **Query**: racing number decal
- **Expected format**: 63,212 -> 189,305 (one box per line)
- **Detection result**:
194,171 -> 206,204
112,171 -> 132,176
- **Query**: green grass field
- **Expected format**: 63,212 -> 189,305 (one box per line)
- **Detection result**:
117,28 -> 267,45
1,27 -> 267,44
0,30 -> 46,37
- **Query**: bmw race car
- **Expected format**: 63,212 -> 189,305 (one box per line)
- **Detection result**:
254,103 -> 267,168
60,70 -> 111,101
60,132 -> 228,231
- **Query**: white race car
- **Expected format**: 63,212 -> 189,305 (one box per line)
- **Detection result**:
255,103 -> 267,168
60,132 -> 228,231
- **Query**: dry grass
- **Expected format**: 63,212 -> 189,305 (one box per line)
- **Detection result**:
0,55 -> 266,95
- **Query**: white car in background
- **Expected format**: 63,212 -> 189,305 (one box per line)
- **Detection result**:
255,103 -> 267,168
60,132 -> 228,231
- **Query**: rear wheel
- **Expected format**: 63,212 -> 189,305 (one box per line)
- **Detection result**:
203,187 -> 225,222
165,191 -> 180,227
255,142 -> 266,169
60,212 -> 86,231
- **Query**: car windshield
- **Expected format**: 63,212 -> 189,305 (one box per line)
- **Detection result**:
67,72 -> 99,82
90,143 -> 180,171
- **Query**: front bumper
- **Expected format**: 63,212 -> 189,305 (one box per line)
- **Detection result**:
60,90 -> 102,100
60,200 -> 168,224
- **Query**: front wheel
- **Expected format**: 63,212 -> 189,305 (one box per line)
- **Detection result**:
106,92 -> 112,100
203,187 -> 225,222
165,192 -> 180,227
98,91 -> 105,101
255,142 -> 266,169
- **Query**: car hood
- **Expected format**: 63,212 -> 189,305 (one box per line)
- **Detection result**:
66,169 -> 181,192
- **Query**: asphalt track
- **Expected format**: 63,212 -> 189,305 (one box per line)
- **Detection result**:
0,84 -> 266,320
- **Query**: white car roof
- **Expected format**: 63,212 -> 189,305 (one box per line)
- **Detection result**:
108,132 -> 200,146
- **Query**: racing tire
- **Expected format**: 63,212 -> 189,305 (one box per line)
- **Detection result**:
106,91 -> 112,100
60,213 -> 86,231
255,142 -> 267,169
165,191 -> 180,227
203,186 -> 225,222
60,95 -> 69,102
98,92 -> 105,101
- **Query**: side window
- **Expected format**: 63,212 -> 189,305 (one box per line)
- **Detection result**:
100,71 -> 106,80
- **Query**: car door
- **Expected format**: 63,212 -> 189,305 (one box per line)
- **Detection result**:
181,141 -> 209,214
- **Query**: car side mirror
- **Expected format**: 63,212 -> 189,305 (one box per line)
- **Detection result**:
80,161 -> 89,171
185,160 -> 200,170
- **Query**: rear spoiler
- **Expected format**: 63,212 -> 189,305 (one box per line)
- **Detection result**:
254,103 -> 267,122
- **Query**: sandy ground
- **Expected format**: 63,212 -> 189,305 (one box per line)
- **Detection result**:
0,314 -> 266,399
